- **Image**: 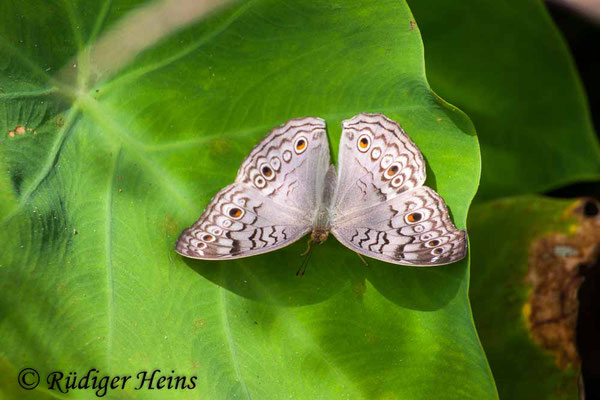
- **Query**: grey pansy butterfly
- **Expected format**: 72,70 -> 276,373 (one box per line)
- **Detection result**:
175,113 -> 467,266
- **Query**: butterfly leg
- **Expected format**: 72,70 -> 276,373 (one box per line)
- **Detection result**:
300,238 -> 312,257
356,252 -> 369,267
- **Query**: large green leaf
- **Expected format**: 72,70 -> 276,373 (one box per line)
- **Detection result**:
0,1 -> 495,399
469,196 -> 586,399
408,0 -> 600,200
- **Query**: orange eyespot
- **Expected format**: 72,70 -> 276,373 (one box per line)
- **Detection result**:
428,239 -> 440,247
202,234 -> 215,242
386,164 -> 399,177
433,247 -> 444,255
406,212 -> 422,223
357,134 -> 371,152
262,166 -> 273,177
294,137 -> 308,154
229,208 -> 243,218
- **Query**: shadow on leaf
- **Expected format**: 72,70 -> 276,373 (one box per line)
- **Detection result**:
184,236 -> 462,311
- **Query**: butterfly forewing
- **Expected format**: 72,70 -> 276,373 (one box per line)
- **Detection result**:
331,113 -> 467,266
333,113 -> 426,215
235,117 -> 330,211
176,117 -> 330,260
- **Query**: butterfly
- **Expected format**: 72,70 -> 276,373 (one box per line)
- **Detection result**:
175,113 -> 467,266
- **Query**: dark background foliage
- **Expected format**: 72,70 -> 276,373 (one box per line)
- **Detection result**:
547,2 -> 600,398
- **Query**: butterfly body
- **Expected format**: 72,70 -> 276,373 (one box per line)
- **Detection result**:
310,213 -> 330,244
308,163 -> 337,244
176,113 -> 467,266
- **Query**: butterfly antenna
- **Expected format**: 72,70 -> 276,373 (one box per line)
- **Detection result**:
296,244 -> 314,277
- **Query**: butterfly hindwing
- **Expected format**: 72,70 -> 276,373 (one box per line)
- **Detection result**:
175,184 -> 311,259
332,186 -> 467,266
176,117 -> 330,260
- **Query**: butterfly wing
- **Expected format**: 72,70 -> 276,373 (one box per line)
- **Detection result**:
176,117 -> 330,260
236,117 -> 331,211
332,186 -> 467,265
175,183 -> 312,259
333,113 -> 426,213
331,113 -> 466,266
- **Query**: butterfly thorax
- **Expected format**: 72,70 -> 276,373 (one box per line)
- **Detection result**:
311,164 -> 336,244
307,163 -> 336,244
310,209 -> 330,244
310,229 -> 329,244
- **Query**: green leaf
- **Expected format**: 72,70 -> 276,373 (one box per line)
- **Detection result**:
408,0 -> 600,200
469,196 -> 584,399
0,1 -> 495,399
